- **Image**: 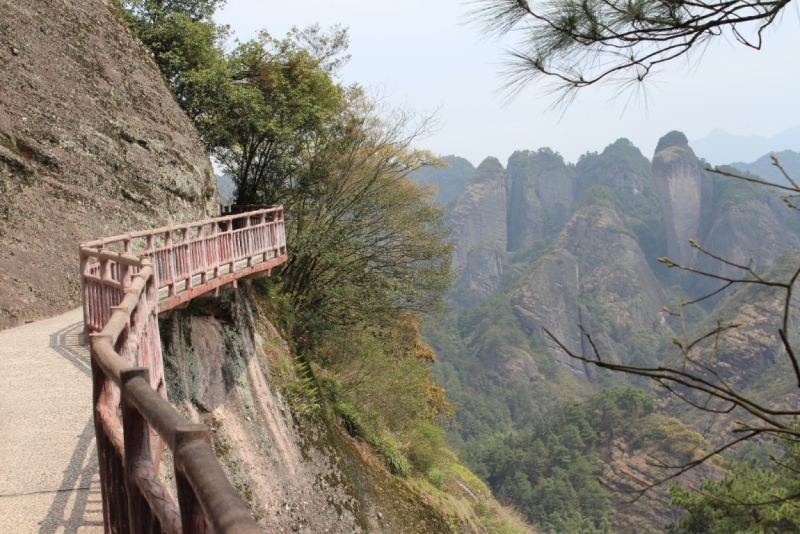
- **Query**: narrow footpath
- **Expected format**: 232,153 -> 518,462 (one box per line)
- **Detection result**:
0,308 -> 103,533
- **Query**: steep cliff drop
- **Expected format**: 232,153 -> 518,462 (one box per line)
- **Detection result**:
651,131 -> 712,269
447,158 -> 508,297
160,288 -> 529,533
0,0 -> 218,329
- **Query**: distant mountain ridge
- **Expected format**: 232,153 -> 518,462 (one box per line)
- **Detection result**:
412,155 -> 475,205
425,131 -> 800,532
728,149 -> 800,186
690,126 -> 800,165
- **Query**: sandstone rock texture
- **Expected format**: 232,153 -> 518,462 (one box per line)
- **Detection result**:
0,0 -> 218,329
162,290 -> 502,533
652,132 -> 712,268
448,157 -> 507,270
510,247 -> 590,377
558,204 -> 665,334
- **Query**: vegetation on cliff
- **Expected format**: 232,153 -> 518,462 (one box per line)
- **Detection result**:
118,2 -> 800,531
120,1 -> 531,531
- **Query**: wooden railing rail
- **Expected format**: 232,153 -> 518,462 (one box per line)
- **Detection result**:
82,206 -> 287,336
80,207 -> 287,533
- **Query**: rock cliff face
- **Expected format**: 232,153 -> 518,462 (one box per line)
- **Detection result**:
510,248 -> 589,376
505,149 -> 575,251
457,245 -> 505,298
448,157 -> 507,296
162,289 -> 520,533
0,0 -> 217,329
558,203 -> 664,334
505,151 -> 546,251
449,157 -> 508,269
652,132 -> 712,268
439,132 -> 800,387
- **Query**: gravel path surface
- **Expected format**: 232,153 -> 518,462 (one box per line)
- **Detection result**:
0,308 -> 104,533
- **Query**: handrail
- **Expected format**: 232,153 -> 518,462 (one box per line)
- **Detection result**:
80,207 -> 287,533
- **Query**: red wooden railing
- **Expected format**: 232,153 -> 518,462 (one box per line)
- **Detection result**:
79,207 -> 287,533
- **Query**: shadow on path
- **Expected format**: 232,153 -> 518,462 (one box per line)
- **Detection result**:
48,320 -> 91,379
39,320 -> 103,532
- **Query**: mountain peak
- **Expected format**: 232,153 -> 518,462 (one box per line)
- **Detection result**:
655,131 -> 689,153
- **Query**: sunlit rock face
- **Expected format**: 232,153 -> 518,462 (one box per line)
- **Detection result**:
510,247 -> 589,377
652,131 -> 712,269
505,148 -> 575,252
0,0 -> 218,329
447,157 -> 507,271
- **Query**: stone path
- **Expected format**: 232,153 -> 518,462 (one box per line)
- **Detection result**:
0,308 -> 104,533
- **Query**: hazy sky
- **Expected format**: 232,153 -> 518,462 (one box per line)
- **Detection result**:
216,1 -> 800,167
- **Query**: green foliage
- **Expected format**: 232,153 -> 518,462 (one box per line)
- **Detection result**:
115,0 -> 231,137
372,432 -> 412,477
667,436 -> 800,533
427,467 -> 445,489
214,32 -> 344,205
465,387 -> 656,532
580,185 -> 616,208
655,131 -> 689,152
332,401 -> 364,438
279,91 -> 454,334
313,322 -> 451,476
580,285 -> 670,374
429,294 -> 573,445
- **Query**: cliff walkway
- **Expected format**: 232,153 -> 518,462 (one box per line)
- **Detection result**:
0,207 -> 287,533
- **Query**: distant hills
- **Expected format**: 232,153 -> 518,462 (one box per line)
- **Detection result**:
423,131 -> 800,532
411,155 -> 475,205
690,125 -> 800,165
728,149 -> 800,186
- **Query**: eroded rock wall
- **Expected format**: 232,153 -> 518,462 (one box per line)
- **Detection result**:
448,157 -> 508,296
448,157 -> 507,270
0,0 -> 217,328
510,247 -> 589,377
161,289 -> 506,533
652,132 -> 711,268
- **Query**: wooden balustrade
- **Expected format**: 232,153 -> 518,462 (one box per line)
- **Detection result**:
79,207 -> 287,533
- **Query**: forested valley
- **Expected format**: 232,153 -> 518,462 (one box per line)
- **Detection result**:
416,139 -> 800,533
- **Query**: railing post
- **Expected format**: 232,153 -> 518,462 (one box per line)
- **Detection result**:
198,225 -> 208,285
210,223 -> 220,283
80,248 -> 91,342
91,349 -> 129,534
166,228 -> 176,297
227,218 -> 235,276
244,214 -> 254,268
258,213 -> 268,263
174,424 -> 212,534
122,235 -> 133,287
183,227 -> 192,291
121,368 -> 158,533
